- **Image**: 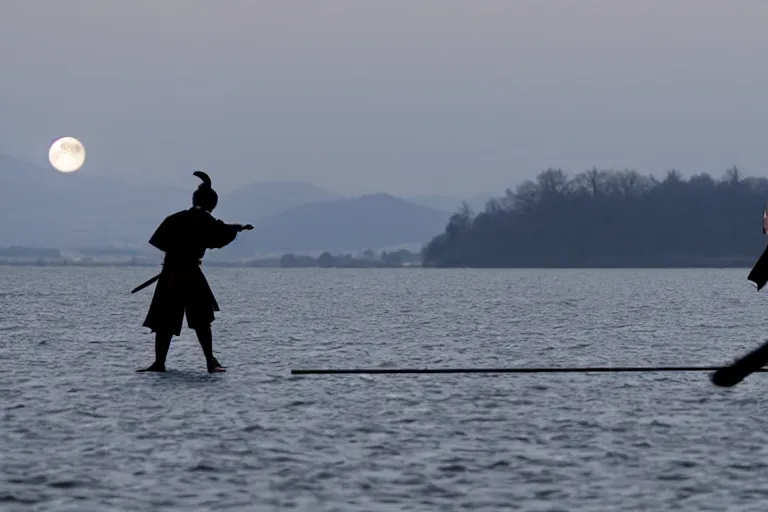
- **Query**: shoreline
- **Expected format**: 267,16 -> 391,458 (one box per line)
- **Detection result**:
0,260 -> 755,270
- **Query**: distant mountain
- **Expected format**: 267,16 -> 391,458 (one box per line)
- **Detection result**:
215,180 -> 343,223
221,193 -> 449,256
408,195 -> 464,213
0,155 -> 454,255
0,156 -> 344,250
0,155 -> 191,248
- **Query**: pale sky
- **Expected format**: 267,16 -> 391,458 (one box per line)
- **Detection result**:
1,0 -> 767,197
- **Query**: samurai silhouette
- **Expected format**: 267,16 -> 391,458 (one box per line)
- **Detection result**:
134,170 -> 252,373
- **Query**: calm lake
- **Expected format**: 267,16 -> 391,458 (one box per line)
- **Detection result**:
2,267 -> 768,511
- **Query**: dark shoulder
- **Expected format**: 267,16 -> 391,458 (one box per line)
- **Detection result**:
149,209 -> 190,250
151,211 -> 183,233
160,209 -> 191,223
189,208 -> 220,224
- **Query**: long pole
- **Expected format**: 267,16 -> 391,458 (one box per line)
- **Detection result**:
290,366 -> 768,375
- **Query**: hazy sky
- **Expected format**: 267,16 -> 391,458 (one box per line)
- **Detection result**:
2,1 -> 767,197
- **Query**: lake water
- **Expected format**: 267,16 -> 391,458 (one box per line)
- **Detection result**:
2,266 -> 768,511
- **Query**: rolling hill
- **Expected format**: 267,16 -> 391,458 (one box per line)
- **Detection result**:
0,155 -> 451,256
0,155 -> 191,248
0,156 -> 342,250
220,193 -> 449,256
214,180 -> 344,222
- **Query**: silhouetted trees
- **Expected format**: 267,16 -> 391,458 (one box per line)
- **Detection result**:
0,246 -> 61,259
422,167 -> 768,267
279,253 -> 316,268
279,249 -> 422,268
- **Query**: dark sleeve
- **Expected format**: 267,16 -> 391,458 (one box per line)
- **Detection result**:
148,216 -> 175,252
205,218 -> 240,249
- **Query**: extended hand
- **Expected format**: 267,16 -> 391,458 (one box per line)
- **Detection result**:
237,224 -> 254,232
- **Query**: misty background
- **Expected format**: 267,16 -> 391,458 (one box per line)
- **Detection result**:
1,1 -> 767,257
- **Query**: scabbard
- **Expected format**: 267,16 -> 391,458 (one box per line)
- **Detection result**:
131,273 -> 160,294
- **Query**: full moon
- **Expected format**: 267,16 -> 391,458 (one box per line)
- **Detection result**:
49,136 -> 86,173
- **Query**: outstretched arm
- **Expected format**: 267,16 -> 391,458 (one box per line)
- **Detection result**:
206,219 -> 253,249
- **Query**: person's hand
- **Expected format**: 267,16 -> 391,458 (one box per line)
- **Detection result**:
236,224 -> 254,232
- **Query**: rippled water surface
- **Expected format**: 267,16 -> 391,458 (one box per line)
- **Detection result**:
3,267 -> 768,511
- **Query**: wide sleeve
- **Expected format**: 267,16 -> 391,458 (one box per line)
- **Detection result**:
205,218 -> 240,249
147,216 -> 175,252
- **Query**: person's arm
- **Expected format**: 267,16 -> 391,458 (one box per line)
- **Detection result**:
206,218 -> 253,249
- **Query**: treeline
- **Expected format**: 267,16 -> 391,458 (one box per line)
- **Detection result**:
280,249 -> 421,268
422,167 -> 768,267
0,246 -> 61,259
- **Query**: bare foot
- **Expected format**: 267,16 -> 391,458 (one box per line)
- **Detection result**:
137,362 -> 166,373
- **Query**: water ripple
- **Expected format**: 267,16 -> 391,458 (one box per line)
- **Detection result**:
1,267 -> 767,510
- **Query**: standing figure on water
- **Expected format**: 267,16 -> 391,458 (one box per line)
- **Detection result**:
136,170 -> 252,373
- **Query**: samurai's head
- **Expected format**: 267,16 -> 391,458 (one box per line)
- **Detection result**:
192,170 -> 218,212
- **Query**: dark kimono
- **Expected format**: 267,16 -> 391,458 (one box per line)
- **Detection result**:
142,207 -> 240,336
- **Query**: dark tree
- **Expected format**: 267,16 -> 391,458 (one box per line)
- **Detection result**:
422,167 -> 768,268
318,251 -> 334,268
